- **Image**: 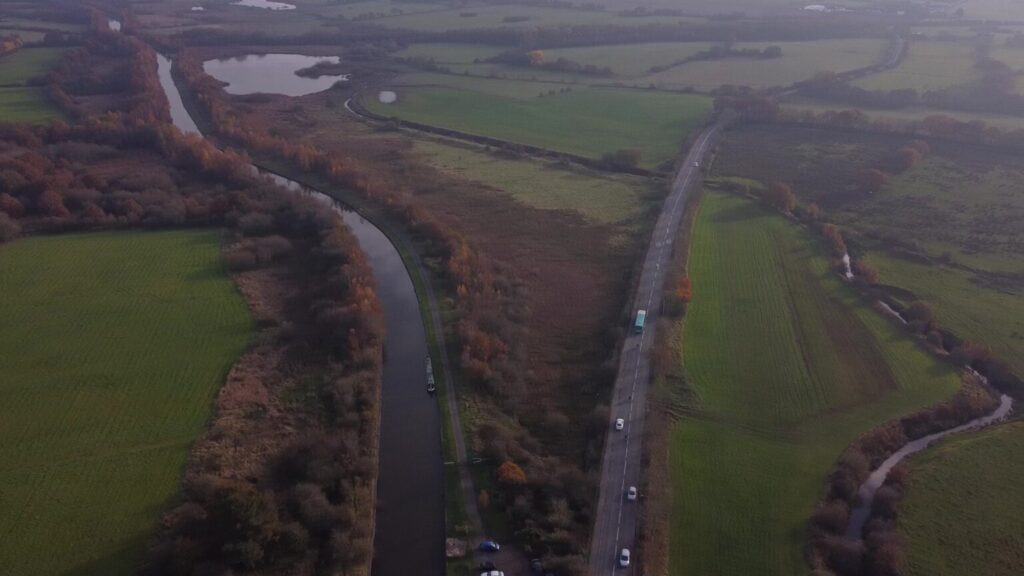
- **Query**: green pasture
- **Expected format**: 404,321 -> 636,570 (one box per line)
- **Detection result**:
644,39 -> 886,90
667,191 -> 961,576
0,46 -> 66,85
0,28 -> 46,43
393,43 -> 506,65
854,40 -> 978,92
898,420 -> 1024,576
0,87 -> 62,123
370,4 -> 678,31
365,76 -> 711,169
867,254 -> 1024,377
0,231 -> 251,576
0,17 -> 84,33
541,42 -> 714,77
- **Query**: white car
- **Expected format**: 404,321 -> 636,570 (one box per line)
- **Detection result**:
615,418 -> 625,430
619,549 -> 631,567
627,486 -> 637,501
693,161 -> 700,167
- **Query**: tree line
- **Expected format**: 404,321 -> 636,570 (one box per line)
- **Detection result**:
1,28 -> 387,575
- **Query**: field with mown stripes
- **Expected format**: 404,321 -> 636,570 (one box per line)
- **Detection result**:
666,192 -> 961,576
0,231 -> 251,576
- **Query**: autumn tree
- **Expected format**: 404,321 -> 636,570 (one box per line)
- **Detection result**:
496,460 -> 527,486
0,213 -> 20,242
821,224 -> 847,257
852,259 -> 880,285
0,193 -> 25,217
764,181 -> 797,212
894,146 -> 922,172
675,276 -> 693,302
860,168 -> 889,193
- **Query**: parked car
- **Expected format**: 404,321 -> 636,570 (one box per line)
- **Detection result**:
627,486 -> 637,501
619,549 -> 631,567
615,418 -> 625,430
479,540 -> 500,552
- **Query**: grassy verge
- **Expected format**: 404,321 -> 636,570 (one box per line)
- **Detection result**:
0,230 -> 251,576
897,420 -> 1024,576
666,191 -> 961,576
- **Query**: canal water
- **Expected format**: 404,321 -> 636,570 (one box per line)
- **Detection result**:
153,52 -> 444,576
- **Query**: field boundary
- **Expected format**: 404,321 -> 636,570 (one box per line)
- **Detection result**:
344,93 -> 661,177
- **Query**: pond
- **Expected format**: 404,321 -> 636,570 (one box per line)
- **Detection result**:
202,53 -> 348,97
232,0 -> 296,9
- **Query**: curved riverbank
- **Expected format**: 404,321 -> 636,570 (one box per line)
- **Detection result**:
154,52 -> 445,576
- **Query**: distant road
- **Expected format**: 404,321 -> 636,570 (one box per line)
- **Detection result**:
588,125 -> 718,576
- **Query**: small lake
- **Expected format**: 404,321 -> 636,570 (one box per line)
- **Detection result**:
232,0 -> 296,9
202,54 -> 348,96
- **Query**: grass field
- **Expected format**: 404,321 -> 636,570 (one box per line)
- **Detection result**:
867,254 -> 1024,376
0,17 -> 84,33
393,43 -> 506,65
782,100 -> 1024,130
897,420 -> 1024,576
0,28 -> 46,43
0,46 -> 66,122
0,46 -> 66,85
712,122 -> 1024,402
0,231 -> 251,576
644,39 -> 886,90
854,40 -> 978,92
370,4 -> 677,31
0,86 -> 61,122
365,76 -> 711,169
413,139 -> 658,229
541,42 -> 714,77
836,155 -> 1024,273
666,191 -> 961,576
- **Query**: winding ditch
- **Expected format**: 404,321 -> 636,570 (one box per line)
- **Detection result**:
846,392 -> 1014,538
154,52 -> 445,576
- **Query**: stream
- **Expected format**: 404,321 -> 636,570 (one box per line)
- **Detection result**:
846,393 -> 1014,538
153,51 -> 444,576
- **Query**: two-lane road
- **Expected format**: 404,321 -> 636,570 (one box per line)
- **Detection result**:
589,125 -> 718,576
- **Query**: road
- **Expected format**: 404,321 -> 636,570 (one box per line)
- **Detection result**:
588,125 -> 718,576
